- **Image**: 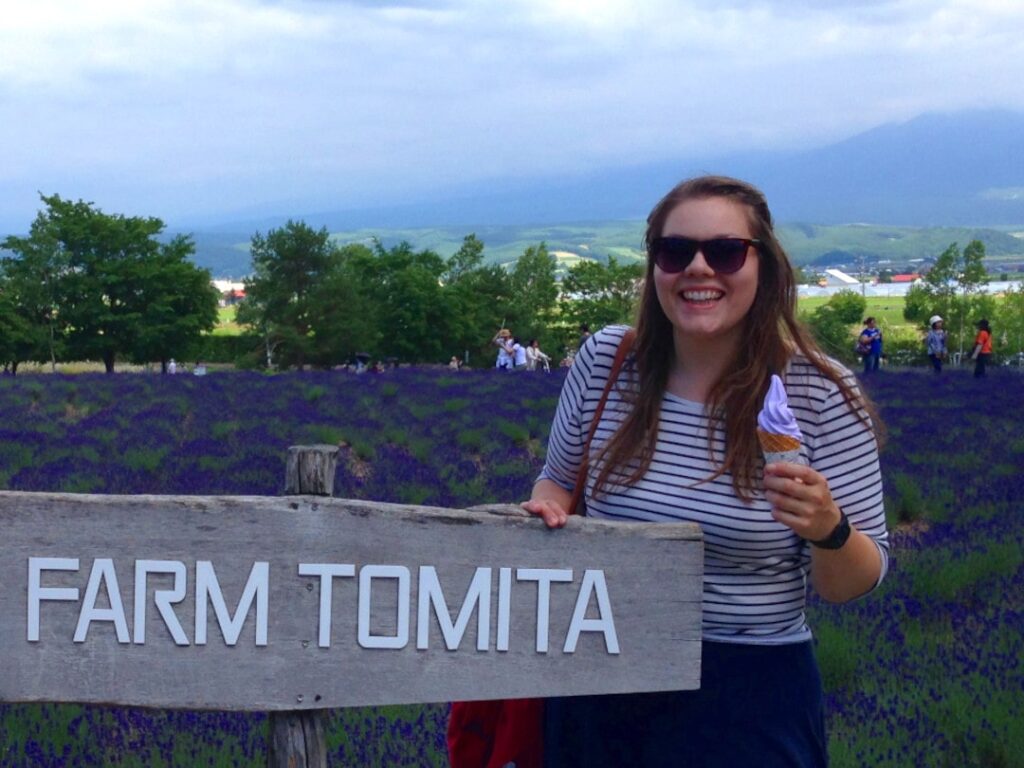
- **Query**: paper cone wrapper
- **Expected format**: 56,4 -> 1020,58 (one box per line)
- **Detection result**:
757,428 -> 803,465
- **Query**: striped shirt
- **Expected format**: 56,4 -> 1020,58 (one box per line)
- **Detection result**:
538,325 -> 890,645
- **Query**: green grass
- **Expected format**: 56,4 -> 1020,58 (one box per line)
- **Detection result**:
906,542 -> 1023,602
211,306 -> 242,336
798,295 -> 911,329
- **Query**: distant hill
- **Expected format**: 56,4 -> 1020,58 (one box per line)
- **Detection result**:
187,108 -> 1024,239
186,221 -> 1024,279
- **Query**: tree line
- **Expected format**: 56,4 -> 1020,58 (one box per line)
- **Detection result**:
236,220 -> 643,369
4,197 -> 1020,374
0,198 -> 643,372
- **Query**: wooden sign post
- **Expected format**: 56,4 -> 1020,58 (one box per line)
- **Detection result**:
269,445 -> 341,768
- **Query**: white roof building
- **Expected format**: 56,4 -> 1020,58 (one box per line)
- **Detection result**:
822,268 -> 861,287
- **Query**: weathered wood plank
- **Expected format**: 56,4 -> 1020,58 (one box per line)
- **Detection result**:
0,491 -> 703,711
284,445 -> 339,497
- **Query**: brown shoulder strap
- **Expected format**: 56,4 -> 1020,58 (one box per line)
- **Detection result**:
568,329 -> 636,516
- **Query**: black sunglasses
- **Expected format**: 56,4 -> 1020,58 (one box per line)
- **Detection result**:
649,236 -> 761,275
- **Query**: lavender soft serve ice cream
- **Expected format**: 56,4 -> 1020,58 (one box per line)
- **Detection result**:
757,374 -> 803,464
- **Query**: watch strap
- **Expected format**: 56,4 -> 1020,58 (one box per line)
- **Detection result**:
810,509 -> 851,550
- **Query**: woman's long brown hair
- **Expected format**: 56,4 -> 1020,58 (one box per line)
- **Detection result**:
592,175 -> 880,501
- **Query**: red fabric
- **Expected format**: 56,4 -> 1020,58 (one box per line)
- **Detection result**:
448,698 -> 544,768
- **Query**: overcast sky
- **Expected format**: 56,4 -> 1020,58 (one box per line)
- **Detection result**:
2,0 -> 1022,230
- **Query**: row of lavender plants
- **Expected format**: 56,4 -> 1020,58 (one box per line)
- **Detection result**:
1,367 -> 1021,767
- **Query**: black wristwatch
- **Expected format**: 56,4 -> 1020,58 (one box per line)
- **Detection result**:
809,509 -> 851,550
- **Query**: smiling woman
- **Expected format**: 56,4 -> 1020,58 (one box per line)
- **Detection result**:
522,175 -> 889,768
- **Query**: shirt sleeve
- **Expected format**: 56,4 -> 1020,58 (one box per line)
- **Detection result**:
806,369 -> 890,591
536,326 -> 625,492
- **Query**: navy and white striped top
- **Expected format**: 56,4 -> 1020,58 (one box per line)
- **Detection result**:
538,325 -> 890,645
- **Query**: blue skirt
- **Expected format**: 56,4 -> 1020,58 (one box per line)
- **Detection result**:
544,640 -> 828,768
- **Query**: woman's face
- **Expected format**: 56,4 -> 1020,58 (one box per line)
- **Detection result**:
653,196 -> 760,351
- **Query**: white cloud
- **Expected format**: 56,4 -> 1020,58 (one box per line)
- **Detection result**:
0,0 -> 1022,227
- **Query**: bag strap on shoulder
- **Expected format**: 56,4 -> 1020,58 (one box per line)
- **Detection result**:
568,329 -> 636,516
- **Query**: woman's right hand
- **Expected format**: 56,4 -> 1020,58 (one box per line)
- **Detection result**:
522,478 -> 574,528
521,498 -> 570,528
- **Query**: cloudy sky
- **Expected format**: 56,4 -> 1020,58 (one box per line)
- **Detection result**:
1,0 -> 1022,230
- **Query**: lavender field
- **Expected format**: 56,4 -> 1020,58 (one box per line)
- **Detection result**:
1,367 -> 1022,767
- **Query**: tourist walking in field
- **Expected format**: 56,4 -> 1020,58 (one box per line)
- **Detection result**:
511,337 -> 528,371
925,315 -> 947,373
858,317 -> 882,374
525,339 -> 551,371
520,176 -> 889,767
972,319 -> 993,377
493,329 -> 513,371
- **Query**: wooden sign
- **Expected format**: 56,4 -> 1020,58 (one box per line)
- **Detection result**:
0,491 -> 703,711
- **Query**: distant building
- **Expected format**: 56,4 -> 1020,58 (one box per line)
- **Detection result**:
890,274 -> 922,283
820,269 -> 862,288
212,279 -> 246,308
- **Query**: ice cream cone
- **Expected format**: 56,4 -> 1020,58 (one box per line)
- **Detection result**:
757,428 -> 802,464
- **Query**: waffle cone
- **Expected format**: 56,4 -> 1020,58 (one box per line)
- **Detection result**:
757,429 -> 801,454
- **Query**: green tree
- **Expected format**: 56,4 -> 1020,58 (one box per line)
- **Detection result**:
807,305 -> 856,363
302,244 -> 381,367
343,240 -> 455,364
0,277 -> 36,373
443,234 -> 486,284
561,256 -> 644,336
3,194 -> 215,372
995,287 -> 1024,362
128,236 -> 220,372
904,241 -> 992,358
0,226 -> 65,372
825,289 -> 867,325
506,242 -> 559,344
955,240 -> 988,356
441,253 -> 515,366
237,220 -> 342,369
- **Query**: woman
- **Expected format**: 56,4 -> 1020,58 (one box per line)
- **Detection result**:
493,329 -> 514,371
858,317 -> 882,373
525,339 -> 551,371
971,319 -> 993,377
512,336 -> 528,371
523,176 -> 889,767
925,315 -> 947,373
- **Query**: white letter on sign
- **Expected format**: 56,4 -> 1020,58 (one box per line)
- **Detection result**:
517,568 -> 573,653
298,563 -> 356,648
27,557 -> 80,642
496,567 -> 512,652
195,561 -> 269,646
563,569 -> 619,654
358,565 -> 410,649
134,560 -> 189,646
417,566 -> 491,651
74,558 -> 131,643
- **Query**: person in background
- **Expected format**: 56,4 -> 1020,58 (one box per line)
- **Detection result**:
493,329 -> 513,371
858,317 -> 882,374
168,358 -> 177,375
522,175 -> 888,768
525,339 -> 551,371
578,323 -> 592,350
449,355 -> 462,370
971,319 -> 993,378
193,361 -> 207,376
925,315 -> 946,373
512,336 -> 528,371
